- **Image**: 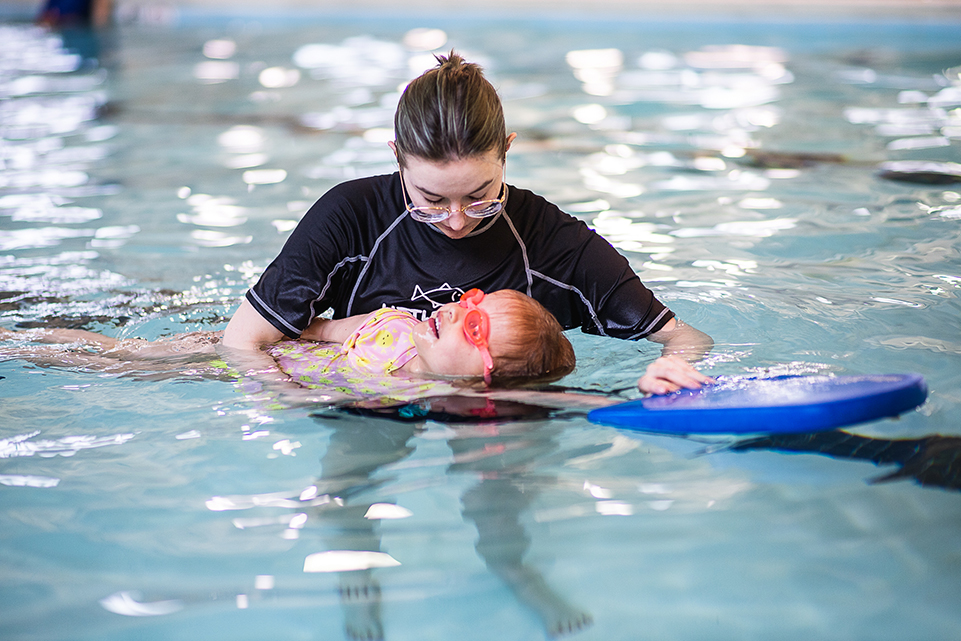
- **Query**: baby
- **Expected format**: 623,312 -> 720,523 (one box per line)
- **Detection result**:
0,289 -> 575,387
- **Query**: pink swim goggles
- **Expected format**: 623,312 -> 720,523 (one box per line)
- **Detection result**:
459,288 -> 494,384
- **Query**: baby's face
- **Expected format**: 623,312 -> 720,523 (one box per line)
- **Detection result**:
410,291 -> 509,379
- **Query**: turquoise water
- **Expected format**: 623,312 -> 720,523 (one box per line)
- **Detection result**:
1,12 -> 961,641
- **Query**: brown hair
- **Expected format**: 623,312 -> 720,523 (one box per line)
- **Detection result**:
485,290 -> 576,385
393,52 -> 508,168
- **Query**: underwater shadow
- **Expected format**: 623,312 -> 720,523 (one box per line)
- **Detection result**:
309,395 -> 596,640
727,430 -> 961,492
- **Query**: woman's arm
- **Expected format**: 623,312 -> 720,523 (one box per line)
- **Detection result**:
216,300 -> 338,407
222,299 -> 285,351
218,298 -> 294,380
639,318 -> 715,395
510,194 -> 713,395
646,317 -> 714,360
300,312 -> 373,344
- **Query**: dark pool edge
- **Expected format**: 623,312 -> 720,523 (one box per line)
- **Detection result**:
4,0 -> 961,24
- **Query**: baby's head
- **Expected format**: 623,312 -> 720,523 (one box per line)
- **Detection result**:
410,289 -> 575,385
484,290 -> 575,385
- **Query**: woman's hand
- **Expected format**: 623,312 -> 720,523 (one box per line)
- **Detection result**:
637,354 -> 714,396
641,317 -> 714,394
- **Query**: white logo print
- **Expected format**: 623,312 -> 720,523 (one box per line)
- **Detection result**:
411,283 -> 464,309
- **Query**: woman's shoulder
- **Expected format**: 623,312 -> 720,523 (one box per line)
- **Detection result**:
504,184 -> 587,232
322,173 -> 398,204
505,184 -> 572,220
300,173 -> 401,228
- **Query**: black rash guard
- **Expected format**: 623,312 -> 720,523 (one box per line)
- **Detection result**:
247,173 -> 674,340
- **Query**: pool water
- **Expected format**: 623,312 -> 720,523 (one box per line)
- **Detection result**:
2,10 -> 961,641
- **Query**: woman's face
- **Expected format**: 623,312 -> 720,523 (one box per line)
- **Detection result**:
409,291 -> 508,378
391,139 -> 514,240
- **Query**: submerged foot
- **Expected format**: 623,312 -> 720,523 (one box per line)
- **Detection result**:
547,610 -> 593,638
498,565 -> 594,638
339,574 -> 384,641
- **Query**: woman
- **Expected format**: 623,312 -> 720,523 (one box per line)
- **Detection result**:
224,53 -> 713,395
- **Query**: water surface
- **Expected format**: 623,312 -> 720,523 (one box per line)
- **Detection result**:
1,13 -> 960,641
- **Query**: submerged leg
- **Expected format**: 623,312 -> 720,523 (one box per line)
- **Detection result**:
0,326 -> 121,349
0,339 -> 125,370
312,419 -> 419,640
462,478 -> 592,637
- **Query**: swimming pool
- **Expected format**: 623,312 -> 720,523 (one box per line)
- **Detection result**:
1,9 -> 960,640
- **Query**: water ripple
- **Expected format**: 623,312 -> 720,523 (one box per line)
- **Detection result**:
0,430 -> 135,459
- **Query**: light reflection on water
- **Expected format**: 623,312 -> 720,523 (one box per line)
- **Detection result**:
1,14 -> 961,641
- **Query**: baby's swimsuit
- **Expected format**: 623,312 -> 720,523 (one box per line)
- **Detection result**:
341,307 -> 417,374
268,308 -> 457,404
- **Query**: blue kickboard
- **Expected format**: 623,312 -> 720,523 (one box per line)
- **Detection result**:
587,374 -> 928,435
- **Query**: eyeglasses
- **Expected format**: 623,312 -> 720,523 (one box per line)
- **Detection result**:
459,288 -> 494,385
400,170 -> 508,224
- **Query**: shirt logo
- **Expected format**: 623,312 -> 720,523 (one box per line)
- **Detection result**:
411,283 -> 465,309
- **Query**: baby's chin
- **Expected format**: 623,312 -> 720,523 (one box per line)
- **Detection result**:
409,320 -> 435,352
